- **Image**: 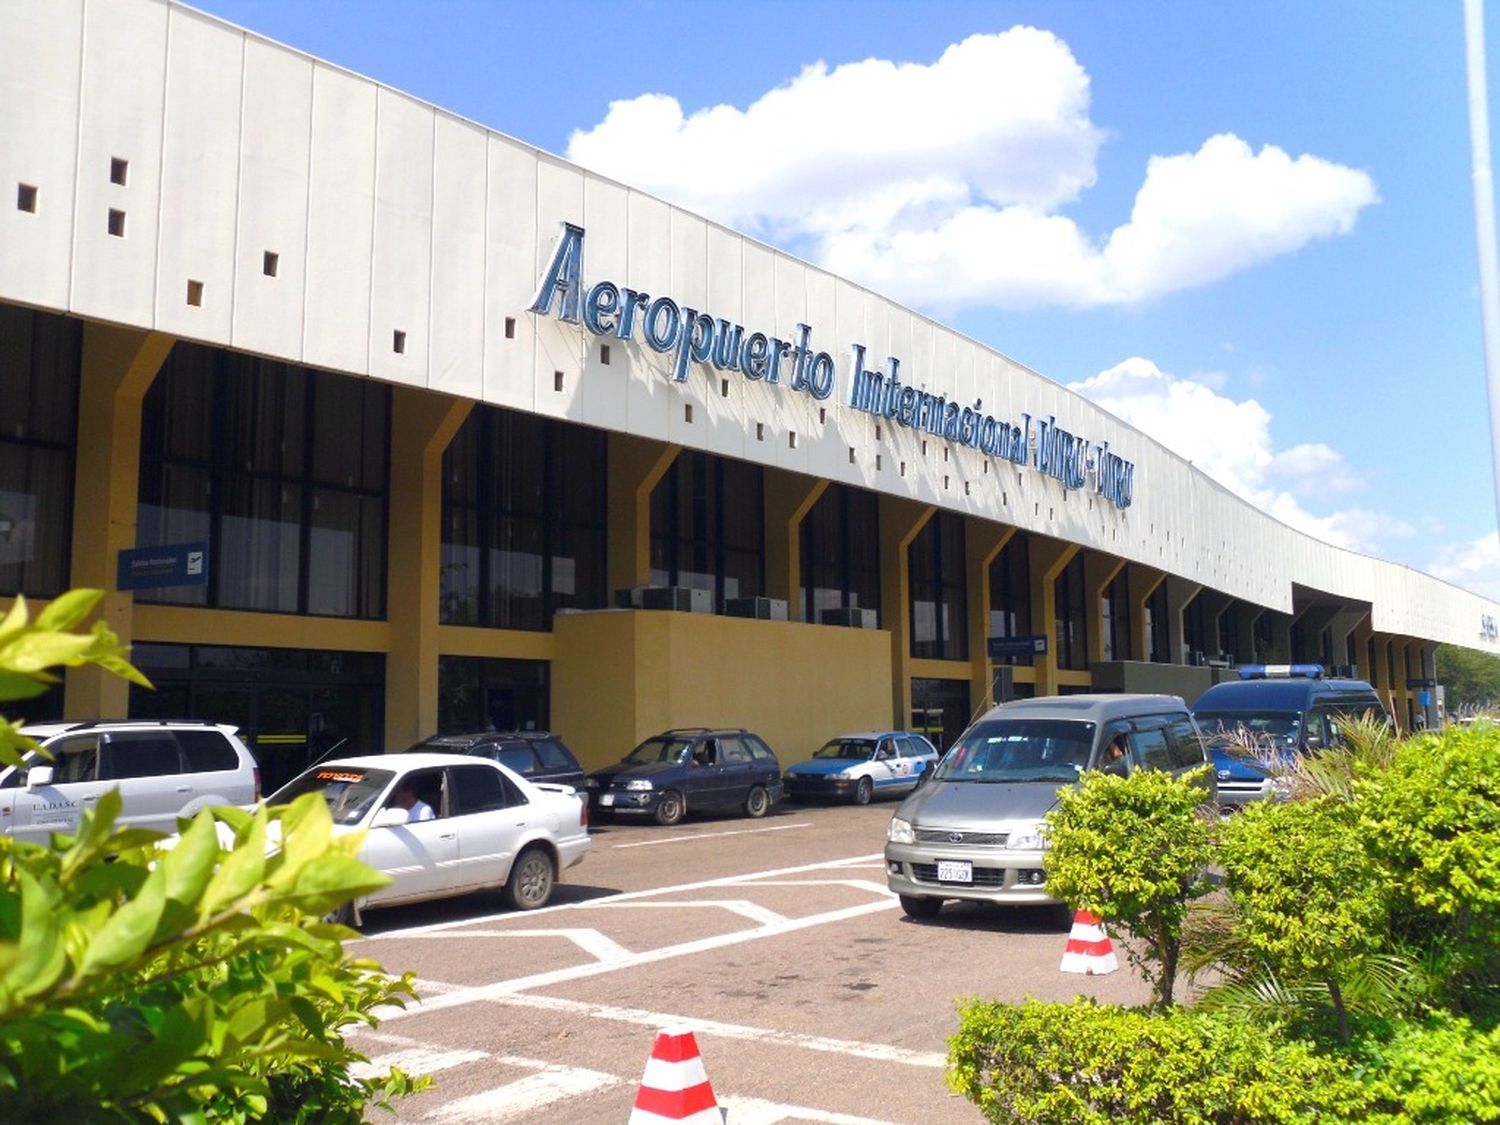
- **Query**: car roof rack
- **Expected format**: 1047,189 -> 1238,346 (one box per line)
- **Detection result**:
49,718 -> 213,730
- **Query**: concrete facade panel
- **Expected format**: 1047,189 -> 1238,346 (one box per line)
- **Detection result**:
156,5 -> 243,343
428,114 -> 488,400
483,136 -> 538,412
0,0 -> 83,310
368,88 -> 433,387
304,65 -> 376,375
70,0 -> 168,327
233,37 -> 313,362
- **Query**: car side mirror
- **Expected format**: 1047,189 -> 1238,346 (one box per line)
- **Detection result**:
1304,734 -> 1323,752
371,806 -> 409,828
25,765 -> 54,789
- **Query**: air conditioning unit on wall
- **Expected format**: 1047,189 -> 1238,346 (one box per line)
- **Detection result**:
725,596 -> 789,620
820,607 -> 878,629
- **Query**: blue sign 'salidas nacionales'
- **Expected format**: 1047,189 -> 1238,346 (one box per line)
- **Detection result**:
530,223 -> 1135,511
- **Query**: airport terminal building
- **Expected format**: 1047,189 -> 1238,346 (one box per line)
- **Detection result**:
4,0 -> 1499,786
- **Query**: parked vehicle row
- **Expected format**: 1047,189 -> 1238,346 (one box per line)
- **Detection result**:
2,669 -> 1392,928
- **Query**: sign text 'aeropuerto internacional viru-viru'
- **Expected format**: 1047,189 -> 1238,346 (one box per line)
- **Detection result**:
529,223 -> 1135,511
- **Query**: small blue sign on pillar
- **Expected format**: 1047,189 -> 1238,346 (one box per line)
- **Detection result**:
117,542 -> 209,592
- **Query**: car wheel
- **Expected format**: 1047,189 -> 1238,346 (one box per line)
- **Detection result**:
854,777 -> 874,806
327,901 -> 360,929
744,784 -> 769,818
655,790 -> 686,826
899,894 -> 943,919
504,846 -> 556,911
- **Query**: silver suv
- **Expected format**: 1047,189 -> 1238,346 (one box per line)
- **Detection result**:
884,694 -> 1213,918
0,720 -> 260,842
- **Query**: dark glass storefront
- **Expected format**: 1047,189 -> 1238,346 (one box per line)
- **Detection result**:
135,343 -> 390,619
0,306 -> 80,600
909,512 -> 967,660
128,643 -> 385,795
911,676 -> 971,752
800,483 -> 880,624
440,406 -> 607,630
649,450 -> 764,611
436,656 -> 550,735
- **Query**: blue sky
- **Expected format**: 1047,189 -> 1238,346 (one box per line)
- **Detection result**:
188,0 -> 1500,599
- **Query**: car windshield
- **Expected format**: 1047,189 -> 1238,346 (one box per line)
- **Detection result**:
1194,711 -> 1301,748
932,719 -> 1095,783
269,767 -> 395,826
624,738 -> 692,765
813,739 -> 877,760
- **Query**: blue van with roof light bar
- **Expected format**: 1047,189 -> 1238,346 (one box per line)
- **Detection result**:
1191,666 -> 1388,808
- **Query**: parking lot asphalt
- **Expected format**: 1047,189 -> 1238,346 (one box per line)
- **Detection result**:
345,799 -> 1154,1123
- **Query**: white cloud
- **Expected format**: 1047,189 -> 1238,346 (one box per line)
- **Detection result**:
566,30 -> 1378,311
1428,531 -> 1500,602
1068,358 -> 1408,552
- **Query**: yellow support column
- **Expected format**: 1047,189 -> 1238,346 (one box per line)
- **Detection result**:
65,324 -> 175,718
967,521 -> 1016,712
879,495 -> 935,731
384,388 -> 472,752
606,434 -> 679,595
763,468 -> 827,615
1028,536 -> 1080,696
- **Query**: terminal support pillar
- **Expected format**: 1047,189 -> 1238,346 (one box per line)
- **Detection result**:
1230,602 -> 1265,665
64,324 -> 175,718
606,435 -> 679,594
763,469 -> 827,616
1028,536 -> 1080,696
879,496 -> 935,731
1264,612 -> 1293,664
1126,564 -> 1165,663
1351,616 -> 1375,683
384,389 -> 472,752
1084,553 -> 1126,665
967,522 -> 1016,710
1327,608 -> 1370,672
1368,632 -> 1398,727
1164,577 -> 1203,665
1196,590 -> 1233,663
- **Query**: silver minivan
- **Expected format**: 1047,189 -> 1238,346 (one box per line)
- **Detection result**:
884,694 -> 1213,918
0,720 -> 261,842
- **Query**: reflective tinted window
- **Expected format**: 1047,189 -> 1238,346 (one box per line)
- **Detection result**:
934,719 -> 1093,782
745,736 -> 776,762
271,767 -> 393,825
534,739 -> 576,770
493,745 -> 537,775
1163,716 -> 1206,769
449,764 -> 514,815
100,733 -> 183,779
1129,725 -> 1175,771
178,730 -> 240,773
721,738 -> 751,764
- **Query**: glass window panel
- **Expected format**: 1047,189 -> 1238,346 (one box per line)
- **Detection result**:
218,478 -> 301,612
0,445 -> 71,597
307,488 -> 361,617
312,375 -> 372,487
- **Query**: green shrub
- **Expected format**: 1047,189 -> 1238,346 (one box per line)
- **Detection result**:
1358,1014 -> 1500,1123
1217,796 -> 1386,1040
1043,768 -> 1215,1006
0,793 -> 428,1121
948,997 -> 1369,1124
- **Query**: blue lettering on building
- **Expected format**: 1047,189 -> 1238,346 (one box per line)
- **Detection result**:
531,223 -> 1134,510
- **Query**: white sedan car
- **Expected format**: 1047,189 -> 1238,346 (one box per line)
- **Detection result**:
267,752 -> 590,924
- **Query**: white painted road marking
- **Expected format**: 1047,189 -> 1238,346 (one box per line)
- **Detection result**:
409,927 -> 634,962
612,822 -> 815,848
412,1056 -> 620,1123
379,897 -> 900,1022
593,898 -> 788,926
478,993 -> 947,1068
362,853 -> 883,940
349,1043 -> 488,1081
718,1096 -> 902,1124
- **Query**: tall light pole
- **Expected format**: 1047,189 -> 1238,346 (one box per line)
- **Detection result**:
1465,0 -> 1500,534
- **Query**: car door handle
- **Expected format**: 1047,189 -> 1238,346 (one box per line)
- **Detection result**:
439,832 -> 456,841
83,794 -> 98,802
176,785 -> 192,793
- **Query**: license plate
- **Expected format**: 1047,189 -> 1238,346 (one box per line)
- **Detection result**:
599,793 -> 614,807
936,860 -> 972,883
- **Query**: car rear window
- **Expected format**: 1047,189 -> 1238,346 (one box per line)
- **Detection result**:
745,737 -> 776,762
534,739 -> 576,770
178,730 -> 240,773
449,764 -> 520,814
493,745 -> 537,775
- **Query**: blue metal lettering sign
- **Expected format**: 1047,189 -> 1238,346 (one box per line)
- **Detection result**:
117,542 -> 208,592
987,635 -> 1049,659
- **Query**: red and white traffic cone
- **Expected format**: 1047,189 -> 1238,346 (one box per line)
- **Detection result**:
628,1026 -> 723,1124
1059,909 -> 1119,975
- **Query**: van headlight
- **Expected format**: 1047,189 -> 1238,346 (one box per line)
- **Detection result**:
623,779 -> 655,791
887,816 -> 915,844
1007,826 -> 1047,851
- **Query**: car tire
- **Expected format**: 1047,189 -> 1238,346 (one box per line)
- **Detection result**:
899,894 -> 943,920
744,785 -> 769,818
854,777 -> 874,805
504,846 -> 556,911
327,901 -> 360,929
655,790 -> 686,827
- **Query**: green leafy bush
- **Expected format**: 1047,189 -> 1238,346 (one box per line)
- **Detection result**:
948,997 -> 1370,1124
0,587 -> 429,1120
1217,796 -> 1387,1040
1358,1014 -> 1500,1123
1043,768 -> 1215,1006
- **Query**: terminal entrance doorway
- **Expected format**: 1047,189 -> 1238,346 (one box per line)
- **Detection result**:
911,677 -> 971,753
128,644 -> 385,795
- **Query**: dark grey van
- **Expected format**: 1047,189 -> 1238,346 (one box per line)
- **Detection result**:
884,694 -> 1213,918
